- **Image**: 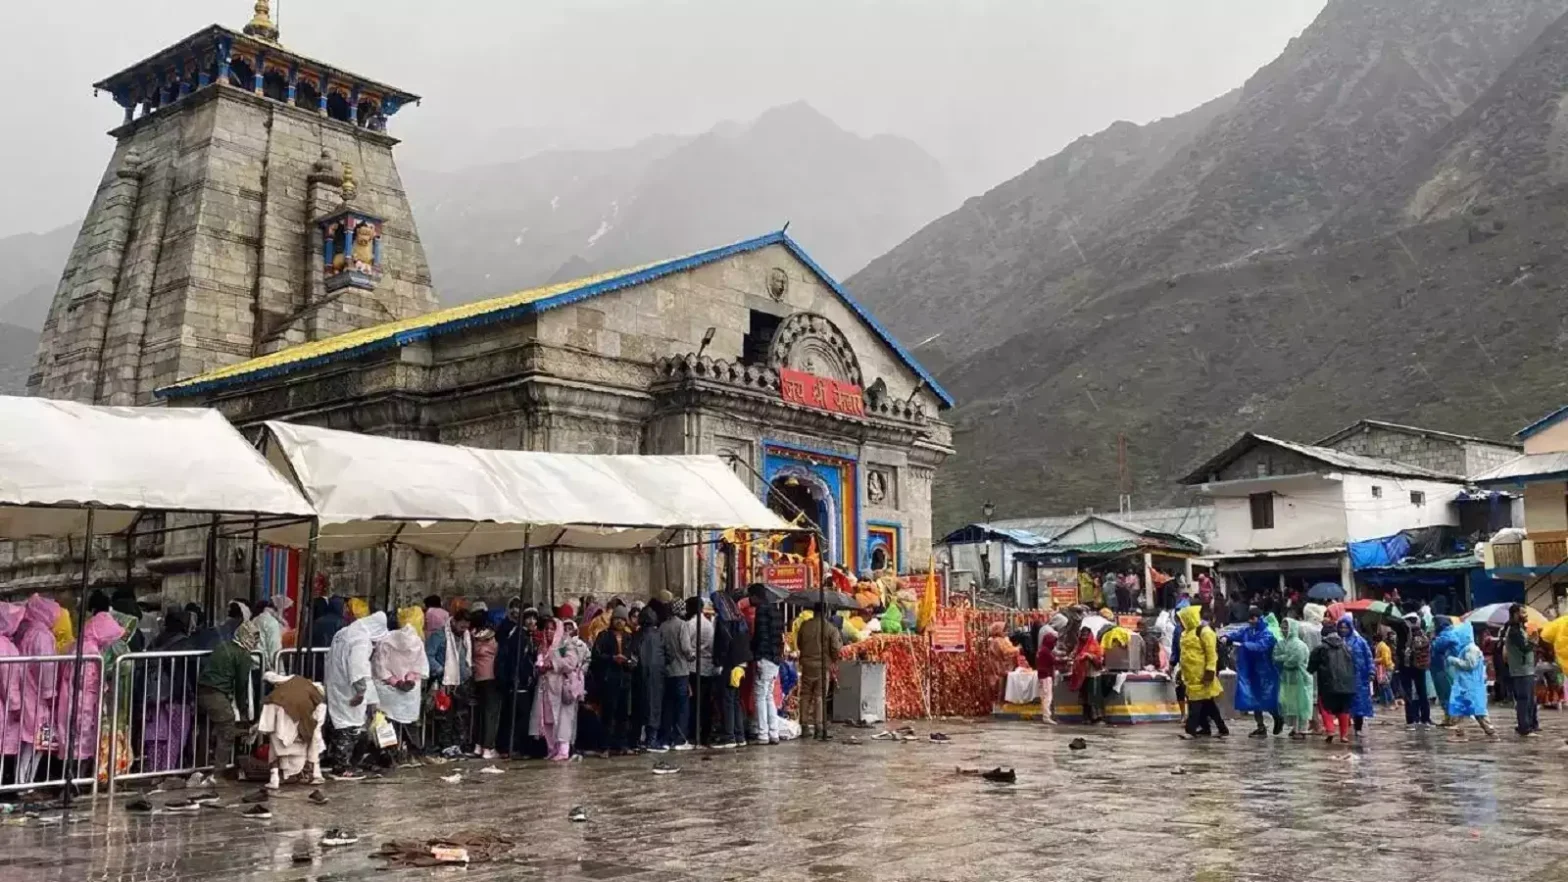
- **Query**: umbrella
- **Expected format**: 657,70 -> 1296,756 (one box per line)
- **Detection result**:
785,589 -> 858,610
1465,603 -> 1549,629
1343,599 -> 1399,618
1306,582 -> 1345,601
755,583 -> 792,604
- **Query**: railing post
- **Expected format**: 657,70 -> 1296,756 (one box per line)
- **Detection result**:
62,508 -> 96,807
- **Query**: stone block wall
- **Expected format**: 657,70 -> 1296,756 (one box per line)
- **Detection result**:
1325,427 -> 1468,475
29,86 -> 437,406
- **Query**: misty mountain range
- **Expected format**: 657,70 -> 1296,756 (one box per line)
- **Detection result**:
10,0 -> 1568,539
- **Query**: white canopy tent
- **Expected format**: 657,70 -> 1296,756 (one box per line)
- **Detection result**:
0,396 -> 316,539
255,420 -> 796,555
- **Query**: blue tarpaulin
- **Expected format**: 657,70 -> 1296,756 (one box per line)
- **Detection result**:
1349,533 -> 1412,570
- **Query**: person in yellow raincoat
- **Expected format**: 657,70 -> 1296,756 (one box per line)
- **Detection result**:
1541,615 -> 1568,709
1177,605 -> 1228,738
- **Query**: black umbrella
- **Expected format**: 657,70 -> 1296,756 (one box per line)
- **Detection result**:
755,583 -> 792,604
1306,582 -> 1345,601
785,589 -> 858,610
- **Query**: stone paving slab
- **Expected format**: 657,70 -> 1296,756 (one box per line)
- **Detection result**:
2,716 -> 1566,882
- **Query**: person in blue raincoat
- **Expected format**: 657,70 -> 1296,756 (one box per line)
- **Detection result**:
1336,614 -> 1374,735
1232,607 -> 1281,737
1433,621 -> 1497,739
1427,617 -> 1456,726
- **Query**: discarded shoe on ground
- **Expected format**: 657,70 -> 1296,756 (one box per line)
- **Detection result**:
242,804 -> 273,820
125,798 -> 152,813
308,790 -> 329,805
651,761 -> 679,775
1068,738 -> 1088,751
568,806 -> 588,823
321,829 -> 360,846
980,767 -> 1017,784
241,788 -> 269,804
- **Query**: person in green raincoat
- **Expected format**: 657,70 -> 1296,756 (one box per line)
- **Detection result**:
1272,619 -> 1314,739
879,603 -> 904,635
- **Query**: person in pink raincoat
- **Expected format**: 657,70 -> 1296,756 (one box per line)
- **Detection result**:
53,611 -> 127,771
0,602 -> 24,764
13,595 -> 62,784
529,618 -> 589,761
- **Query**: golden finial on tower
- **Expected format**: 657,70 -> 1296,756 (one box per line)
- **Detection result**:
243,1 -> 280,43
340,161 -> 357,202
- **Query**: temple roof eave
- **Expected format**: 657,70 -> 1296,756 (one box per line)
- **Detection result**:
92,24 -> 420,105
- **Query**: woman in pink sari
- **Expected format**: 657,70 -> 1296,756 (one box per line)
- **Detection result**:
530,619 -> 589,761
0,603 -> 23,770
54,612 -> 127,776
13,595 -> 62,784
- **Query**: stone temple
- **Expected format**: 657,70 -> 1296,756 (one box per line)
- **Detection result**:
6,4 -> 954,606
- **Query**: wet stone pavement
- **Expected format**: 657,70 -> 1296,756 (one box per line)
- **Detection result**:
4,715 -> 1568,882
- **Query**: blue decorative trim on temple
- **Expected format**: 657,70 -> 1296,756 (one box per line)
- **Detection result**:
92,22 -> 419,131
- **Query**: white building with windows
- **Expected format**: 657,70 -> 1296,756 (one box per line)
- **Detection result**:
1180,432 -> 1474,599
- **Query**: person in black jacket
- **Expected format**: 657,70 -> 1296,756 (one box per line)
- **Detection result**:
631,605 -> 666,752
712,589 -> 752,749
1308,630 -> 1357,744
496,603 -> 539,756
748,583 -> 785,745
590,607 -> 638,753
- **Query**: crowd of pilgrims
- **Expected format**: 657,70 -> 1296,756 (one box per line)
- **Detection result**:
1016,582 -> 1562,744
0,582 -> 820,789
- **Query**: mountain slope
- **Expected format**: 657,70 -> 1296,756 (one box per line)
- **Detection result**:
847,90 -> 1238,352
931,184 -> 1568,530
410,103 -> 953,304
1331,9 -> 1568,238
0,224 -> 76,332
0,322 -> 39,394
851,0 -> 1568,360
841,0 -> 1568,530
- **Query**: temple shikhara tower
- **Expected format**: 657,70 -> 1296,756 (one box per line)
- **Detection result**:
28,1 -> 437,404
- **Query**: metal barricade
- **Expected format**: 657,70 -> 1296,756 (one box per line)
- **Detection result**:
0,654 -> 103,795
277,647 -> 330,683
107,650 -> 212,794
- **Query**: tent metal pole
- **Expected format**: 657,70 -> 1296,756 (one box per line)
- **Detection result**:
817,522 -> 829,740
247,516 -> 260,605
62,507 -> 95,807
203,514 -> 219,621
506,525 -> 532,757
548,548 -> 557,611
382,540 -> 396,612
294,520 -> 320,664
124,517 -> 136,593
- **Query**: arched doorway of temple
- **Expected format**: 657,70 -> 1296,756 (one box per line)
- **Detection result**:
869,545 -> 889,572
769,473 -> 827,560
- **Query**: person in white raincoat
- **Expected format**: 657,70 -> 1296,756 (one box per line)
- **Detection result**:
371,624 -> 429,760
323,611 -> 389,777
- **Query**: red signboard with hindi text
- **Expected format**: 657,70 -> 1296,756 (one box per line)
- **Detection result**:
929,610 -> 968,653
763,563 -> 812,594
779,368 -> 865,417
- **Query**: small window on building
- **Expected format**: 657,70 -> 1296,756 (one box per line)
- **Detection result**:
1410,490 -> 1425,506
1249,492 -> 1274,530
1371,485 -> 1382,499
742,310 -> 782,366
1255,461 -> 1268,478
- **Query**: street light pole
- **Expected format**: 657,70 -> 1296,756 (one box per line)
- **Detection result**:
977,500 -> 995,604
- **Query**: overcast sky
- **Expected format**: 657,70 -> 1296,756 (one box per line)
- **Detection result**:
0,0 -> 1326,238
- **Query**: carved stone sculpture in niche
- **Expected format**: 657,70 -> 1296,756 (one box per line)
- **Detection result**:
767,312 -> 863,387
867,468 -> 894,506
767,267 -> 789,301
